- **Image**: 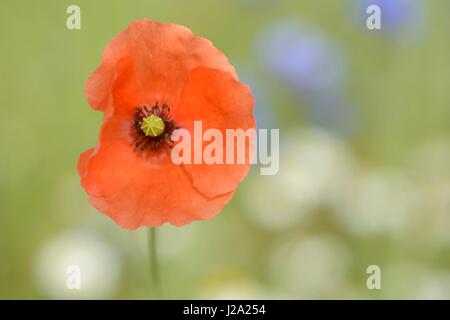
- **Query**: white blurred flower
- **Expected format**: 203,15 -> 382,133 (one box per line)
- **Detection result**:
415,272 -> 450,300
278,128 -> 357,208
199,280 -> 264,300
242,127 -> 356,231
418,182 -> 450,245
198,271 -> 287,300
241,173 -> 309,231
409,138 -> 450,244
333,169 -> 423,237
34,229 -> 121,299
382,262 -> 429,299
383,263 -> 450,299
269,234 -> 350,298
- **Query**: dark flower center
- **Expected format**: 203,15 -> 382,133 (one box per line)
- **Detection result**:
132,102 -> 177,152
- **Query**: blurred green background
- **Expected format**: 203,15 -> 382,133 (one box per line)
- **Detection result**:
1,0 -> 449,299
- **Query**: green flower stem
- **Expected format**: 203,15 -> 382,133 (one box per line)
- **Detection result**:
147,227 -> 162,299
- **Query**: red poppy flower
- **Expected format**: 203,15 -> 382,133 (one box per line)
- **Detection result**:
78,19 -> 255,229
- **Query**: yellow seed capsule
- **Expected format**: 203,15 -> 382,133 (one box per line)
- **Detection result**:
140,114 -> 165,137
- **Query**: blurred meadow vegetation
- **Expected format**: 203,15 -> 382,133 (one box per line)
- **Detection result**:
0,0 -> 449,299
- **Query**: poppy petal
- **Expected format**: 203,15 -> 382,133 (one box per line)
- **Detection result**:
78,114 -> 233,229
86,19 -> 237,115
173,67 -> 256,198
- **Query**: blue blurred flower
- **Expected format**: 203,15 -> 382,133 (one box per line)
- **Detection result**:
256,20 -> 347,97
356,0 -> 424,37
255,20 -> 357,136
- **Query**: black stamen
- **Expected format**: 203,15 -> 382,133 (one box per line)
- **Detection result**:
131,102 -> 178,153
